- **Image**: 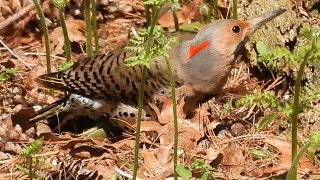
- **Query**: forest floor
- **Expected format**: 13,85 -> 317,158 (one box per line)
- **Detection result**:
0,0 -> 319,179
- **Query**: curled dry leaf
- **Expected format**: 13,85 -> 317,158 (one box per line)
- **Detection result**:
48,19 -> 86,55
221,142 -> 246,177
141,148 -> 169,176
261,137 -> 315,176
24,65 -> 46,90
158,2 -> 202,28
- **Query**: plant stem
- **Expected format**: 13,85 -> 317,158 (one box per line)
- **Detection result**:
165,58 -> 178,180
132,6 -> 160,180
58,8 -> 71,64
132,66 -> 147,180
172,10 -> 179,32
91,0 -> 99,52
144,4 -> 151,27
286,142 -> 310,180
32,0 -> 53,95
28,155 -> 33,180
232,0 -> 237,19
212,0 -> 219,20
290,35 -> 315,180
84,0 -> 93,57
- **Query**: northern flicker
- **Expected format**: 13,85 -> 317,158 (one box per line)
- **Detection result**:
32,9 -> 286,128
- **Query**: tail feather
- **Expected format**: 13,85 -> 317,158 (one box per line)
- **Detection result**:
30,95 -> 69,122
36,72 -> 69,91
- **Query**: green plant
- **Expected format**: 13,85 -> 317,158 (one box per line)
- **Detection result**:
200,4 -> 211,24
124,1 -> 179,179
91,0 -> 99,52
176,160 -> 214,180
53,0 -> 73,70
255,25 -> 320,180
232,0 -> 237,19
32,0 -> 53,95
17,137 -> 45,180
236,90 -> 291,115
84,0 -> 93,57
286,131 -> 320,180
251,149 -> 270,159
211,0 -> 219,20
0,67 -> 18,81
288,26 -> 319,180
191,159 -> 214,180
176,164 -> 192,180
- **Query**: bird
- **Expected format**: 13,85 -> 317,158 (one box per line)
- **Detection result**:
32,9 -> 286,129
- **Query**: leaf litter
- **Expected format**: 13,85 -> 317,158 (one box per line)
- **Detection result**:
0,0 -> 319,179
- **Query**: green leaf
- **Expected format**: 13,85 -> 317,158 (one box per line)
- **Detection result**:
200,171 -> 211,180
191,159 -> 212,172
286,142 -> 310,180
0,67 -> 18,81
109,174 -> 117,180
257,113 -> 278,129
307,131 -> 320,160
251,149 -> 269,159
53,0 -> 66,9
20,137 -> 44,156
85,128 -> 107,139
256,41 -> 267,55
179,22 -> 204,33
176,164 -> 192,180
59,61 -> 73,71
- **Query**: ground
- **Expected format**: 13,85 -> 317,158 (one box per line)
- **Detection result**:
0,0 -> 319,179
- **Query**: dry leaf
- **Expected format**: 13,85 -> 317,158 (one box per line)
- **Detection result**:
262,137 -> 315,175
48,19 -> 86,55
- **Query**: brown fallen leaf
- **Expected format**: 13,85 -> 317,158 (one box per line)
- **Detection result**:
48,19 -> 86,55
221,142 -> 246,177
141,148 -> 170,175
24,65 -> 46,90
158,2 -> 202,28
261,137 -> 315,176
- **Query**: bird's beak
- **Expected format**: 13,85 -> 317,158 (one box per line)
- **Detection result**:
233,8 -> 286,58
246,8 -> 286,36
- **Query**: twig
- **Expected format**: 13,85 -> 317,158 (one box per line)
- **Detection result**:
115,167 -> 143,180
0,3 -> 35,30
0,38 -> 32,69
24,52 -> 66,61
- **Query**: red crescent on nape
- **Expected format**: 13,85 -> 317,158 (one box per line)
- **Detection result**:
187,41 -> 210,60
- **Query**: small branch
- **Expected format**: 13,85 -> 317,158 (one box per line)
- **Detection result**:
24,52 -> 66,61
84,0 -> 93,57
0,3 -> 35,30
91,0 -> 99,52
0,38 -> 32,69
115,167 -> 143,180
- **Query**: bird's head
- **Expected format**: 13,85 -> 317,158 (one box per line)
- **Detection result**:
176,8 -> 286,96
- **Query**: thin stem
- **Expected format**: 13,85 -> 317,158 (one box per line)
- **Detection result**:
172,10 -> 179,32
132,6 -> 160,180
232,0 -> 238,19
91,0 -> 99,52
212,0 -> 219,20
32,0 -> 53,95
290,35 -> 315,180
29,156 -> 32,180
165,58 -> 178,180
84,0 -> 93,57
144,4 -> 151,27
286,142 -> 310,180
58,8 -> 71,63
132,66 -> 147,180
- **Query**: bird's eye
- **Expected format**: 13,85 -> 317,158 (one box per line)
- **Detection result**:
232,26 -> 241,33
